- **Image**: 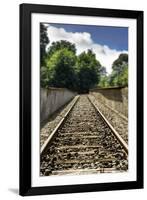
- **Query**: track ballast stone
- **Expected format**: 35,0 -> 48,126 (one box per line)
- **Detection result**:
40,95 -> 128,176
89,94 -> 128,143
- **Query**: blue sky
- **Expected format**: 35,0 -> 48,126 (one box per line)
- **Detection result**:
45,23 -> 128,73
49,23 -> 128,51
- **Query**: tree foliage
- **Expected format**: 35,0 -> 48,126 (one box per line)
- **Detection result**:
41,49 -> 77,89
40,29 -> 128,91
109,53 -> 128,87
99,66 -> 107,76
76,50 -> 101,92
40,24 -> 49,65
98,53 -> 128,88
108,64 -> 128,87
47,40 -> 76,58
41,40 -> 102,92
98,76 -> 109,88
112,53 -> 128,72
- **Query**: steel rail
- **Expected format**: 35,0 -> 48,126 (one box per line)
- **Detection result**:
88,95 -> 128,154
40,95 -> 79,155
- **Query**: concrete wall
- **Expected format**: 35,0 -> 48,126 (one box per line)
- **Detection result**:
41,87 -> 76,122
90,87 -> 128,117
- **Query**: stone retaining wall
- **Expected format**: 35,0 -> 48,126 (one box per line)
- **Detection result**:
90,87 -> 128,117
41,87 -> 76,122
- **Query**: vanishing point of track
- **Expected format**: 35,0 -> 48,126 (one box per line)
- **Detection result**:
40,95 -> 128,176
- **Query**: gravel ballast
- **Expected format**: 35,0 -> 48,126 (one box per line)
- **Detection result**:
89,94 -> 128,143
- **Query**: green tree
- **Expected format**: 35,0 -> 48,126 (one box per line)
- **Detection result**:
77,49 -> 101,92
43,49 -> 77,90
99,66 -> 107,76
112,53 -> 128,72
40,24 -> 49,65
115,64 -> 128,86
98,76 -> 109,88
98,66 -> 109,88
40,66 -> 50,88
109,53 -> 128,87
47,40 -> 76,58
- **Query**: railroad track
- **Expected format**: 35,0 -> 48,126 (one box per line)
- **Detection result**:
40,95 -> 128,176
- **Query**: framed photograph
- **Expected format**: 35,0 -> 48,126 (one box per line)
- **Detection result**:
19,3 -> 143,196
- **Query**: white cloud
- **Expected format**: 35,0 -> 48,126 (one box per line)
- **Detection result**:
46,25 -> 128,74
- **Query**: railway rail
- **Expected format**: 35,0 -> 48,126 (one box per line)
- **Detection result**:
40,95 -> 128,176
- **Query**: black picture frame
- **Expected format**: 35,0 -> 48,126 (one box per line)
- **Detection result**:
19,3 -> 144,196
